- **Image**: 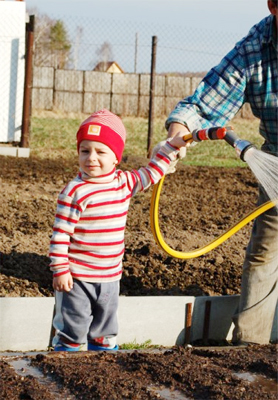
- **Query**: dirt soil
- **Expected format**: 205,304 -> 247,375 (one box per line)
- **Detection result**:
0,155 -> 277,399
1,345 -> 277,399
0,155 -> 260,298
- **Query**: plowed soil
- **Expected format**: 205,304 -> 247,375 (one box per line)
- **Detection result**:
1,345 -> 277,399
0,154 -> 277,400
0,155 -> 259,298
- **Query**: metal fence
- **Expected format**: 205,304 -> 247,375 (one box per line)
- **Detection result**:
31,13 -> 252,119
32,13 -> 242,76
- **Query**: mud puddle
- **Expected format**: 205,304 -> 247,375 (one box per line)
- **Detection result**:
148,385 -> 192,399
8,358 -> 76,400
234,371 -> 278,394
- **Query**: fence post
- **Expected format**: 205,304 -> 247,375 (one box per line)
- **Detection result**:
147,35 -> 157,158
134,32 -> 138,73
21,15 -> 35,148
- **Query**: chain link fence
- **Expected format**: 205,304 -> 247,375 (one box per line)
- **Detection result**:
0,5 -> 254,150
30,13 -> 254,120
33,14 -> 241,74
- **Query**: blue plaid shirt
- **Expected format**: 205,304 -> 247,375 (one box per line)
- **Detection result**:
166,15 -> 278,155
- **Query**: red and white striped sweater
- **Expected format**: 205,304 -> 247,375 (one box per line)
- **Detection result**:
49,141 -> 178,282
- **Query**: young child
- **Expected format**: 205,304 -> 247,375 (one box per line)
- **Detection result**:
50,109 -> 186,351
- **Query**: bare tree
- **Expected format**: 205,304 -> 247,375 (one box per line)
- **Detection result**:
73,26 -> 83,70
95,41 -> 114,69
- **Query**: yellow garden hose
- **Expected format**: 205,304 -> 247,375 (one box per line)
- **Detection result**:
150,175 -> 277,259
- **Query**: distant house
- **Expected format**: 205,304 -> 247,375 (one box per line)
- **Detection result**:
93,61 -> 124,74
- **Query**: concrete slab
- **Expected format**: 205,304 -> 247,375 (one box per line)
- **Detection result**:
191,295 -> 278,343
191,295 -> 239,342
0,296 -> 277,351
0,147 -> 17,157
17,148 -> 30,158
0,297 -> 55,352
117,296 -> 194,346
0,147 -> 30,158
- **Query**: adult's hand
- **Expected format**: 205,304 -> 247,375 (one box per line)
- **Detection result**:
167,123 -> 191,159
167,122 -> 190,139
168,122 -> 190,160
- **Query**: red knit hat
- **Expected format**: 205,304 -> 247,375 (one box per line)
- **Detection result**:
76,109 -> 126,162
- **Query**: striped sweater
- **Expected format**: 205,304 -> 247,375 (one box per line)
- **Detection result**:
49,141 -> 179,282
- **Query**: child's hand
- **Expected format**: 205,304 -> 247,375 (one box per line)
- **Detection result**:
151,140 -> 167,159
53,273 -> 73,292
151,133 -> 189,159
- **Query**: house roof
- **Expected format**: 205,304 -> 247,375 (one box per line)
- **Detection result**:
93,61 -> 124,73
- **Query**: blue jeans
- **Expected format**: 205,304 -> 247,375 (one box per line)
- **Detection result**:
232,187 -> 278,344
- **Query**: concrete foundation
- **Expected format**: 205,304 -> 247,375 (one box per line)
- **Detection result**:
0,296 -> 277,351
0,147 -> 30,157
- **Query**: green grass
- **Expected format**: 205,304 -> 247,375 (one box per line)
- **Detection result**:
30,111 -> 262,167
30,114 -> 81,159
119,339 -> 160,350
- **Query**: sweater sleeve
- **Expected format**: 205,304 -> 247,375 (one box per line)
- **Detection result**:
49,193 -> 82,276
165,44 -> 246,132
126,140 -> 179,196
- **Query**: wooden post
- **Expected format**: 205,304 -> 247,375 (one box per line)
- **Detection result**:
21,15 -> 35,148
147,36 -> 157,158
134,32 -> 138,73
185,303 -> 193,344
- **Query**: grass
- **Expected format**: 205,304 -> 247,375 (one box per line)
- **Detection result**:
119,339 -> 160,350
30,111 -> 262,167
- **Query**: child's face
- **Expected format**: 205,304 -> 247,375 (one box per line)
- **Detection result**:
79,140 -> 118,177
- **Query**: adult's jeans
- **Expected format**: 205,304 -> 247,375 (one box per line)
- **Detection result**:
232,186 -> 278,344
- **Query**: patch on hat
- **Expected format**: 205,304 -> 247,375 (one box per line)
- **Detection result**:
88,125 -> 101,136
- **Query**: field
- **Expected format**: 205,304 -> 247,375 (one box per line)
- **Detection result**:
0,152 -> 260,298
0,115 -> 277,399
0,116 -> 262,298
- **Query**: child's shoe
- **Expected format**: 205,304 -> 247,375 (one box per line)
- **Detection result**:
54,341 -> 85,352
88,336 -> 118,351
88,343 -> 119,351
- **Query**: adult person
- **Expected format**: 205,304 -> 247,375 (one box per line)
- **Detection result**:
165,0 -> 278,345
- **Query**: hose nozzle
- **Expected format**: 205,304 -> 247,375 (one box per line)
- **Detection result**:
182,127 -> 226,144
183,126 -> 256,162
192,127 -> 226,141
223,128 -> 256,161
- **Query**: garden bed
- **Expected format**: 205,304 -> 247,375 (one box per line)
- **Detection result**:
1,154 -> 277,399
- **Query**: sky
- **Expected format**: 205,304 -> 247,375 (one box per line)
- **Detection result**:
24,0 -> 270,35
21,0 -> 271,72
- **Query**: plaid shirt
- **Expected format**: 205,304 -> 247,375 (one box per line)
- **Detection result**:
166,15 -> 278,155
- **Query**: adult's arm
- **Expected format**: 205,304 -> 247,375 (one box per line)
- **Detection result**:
165,44 -> 247,136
